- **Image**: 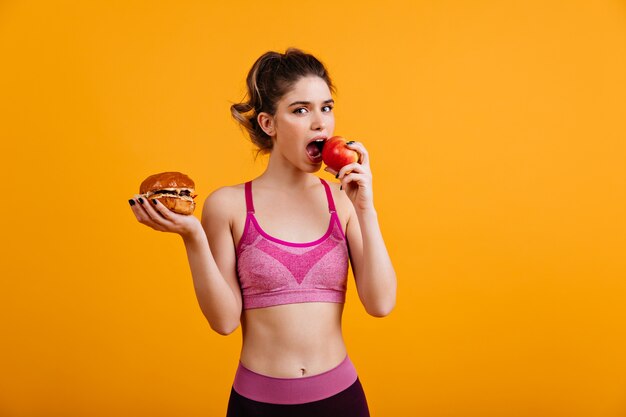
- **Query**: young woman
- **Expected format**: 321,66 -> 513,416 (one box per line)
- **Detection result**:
129,48 -> 396,417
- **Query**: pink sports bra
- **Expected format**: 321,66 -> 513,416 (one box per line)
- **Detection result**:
236,178 -> 349,310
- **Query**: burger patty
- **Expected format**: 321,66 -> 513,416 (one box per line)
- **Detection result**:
151,189 -> 192,197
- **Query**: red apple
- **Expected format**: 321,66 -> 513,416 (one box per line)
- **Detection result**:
321,136 -> 359,171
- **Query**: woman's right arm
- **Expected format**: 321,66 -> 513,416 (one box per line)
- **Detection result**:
129,189 -> 242,335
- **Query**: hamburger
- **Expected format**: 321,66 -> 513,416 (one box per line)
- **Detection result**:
140,171 -> 196,215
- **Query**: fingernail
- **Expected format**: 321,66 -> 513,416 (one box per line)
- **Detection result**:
335,173 -> 339,179
340,185 -> 343,191
138,198 -> 144,204
346,141 -> 355,145
128,199 -> 136,206
152,199 -> 157,205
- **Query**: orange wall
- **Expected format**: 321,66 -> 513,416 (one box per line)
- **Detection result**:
1,1 -> 625,416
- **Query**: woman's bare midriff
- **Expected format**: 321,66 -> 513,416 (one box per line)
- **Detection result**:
239,302 -> 347,378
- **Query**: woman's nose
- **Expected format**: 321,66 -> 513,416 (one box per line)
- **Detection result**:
311,112 -> 326,130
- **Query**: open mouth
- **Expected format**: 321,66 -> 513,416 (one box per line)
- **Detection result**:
305,137 -> 327,163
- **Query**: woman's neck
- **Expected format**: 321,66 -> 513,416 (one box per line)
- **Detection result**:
257,152 -> 319,190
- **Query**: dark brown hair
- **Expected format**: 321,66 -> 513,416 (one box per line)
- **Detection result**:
230,48 -> 335,154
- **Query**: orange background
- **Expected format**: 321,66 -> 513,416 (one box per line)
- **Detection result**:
1,1 -> 625,416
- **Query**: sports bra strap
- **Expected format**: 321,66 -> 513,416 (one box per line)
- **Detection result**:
319,178 -> 336,213
244,181 -> 255,213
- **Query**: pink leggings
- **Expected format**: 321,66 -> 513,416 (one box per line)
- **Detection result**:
227,356 -> 370,416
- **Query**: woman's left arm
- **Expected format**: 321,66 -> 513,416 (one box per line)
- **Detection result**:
330,141 -> 397,317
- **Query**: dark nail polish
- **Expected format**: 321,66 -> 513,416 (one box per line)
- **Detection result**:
340,185 -> 343,191
335,173 -> 339,179
128,199 -> 136,206
346,141 -> 355,145
152,199 -> 157,205
138,198 -> 144,204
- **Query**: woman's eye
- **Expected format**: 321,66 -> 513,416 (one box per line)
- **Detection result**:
322,105 -> 334,112
293,107 -> 308,114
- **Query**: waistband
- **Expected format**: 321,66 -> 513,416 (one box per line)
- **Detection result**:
232,356 -> 358,405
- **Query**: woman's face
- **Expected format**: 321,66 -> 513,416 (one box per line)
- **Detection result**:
267,75 -> 335,172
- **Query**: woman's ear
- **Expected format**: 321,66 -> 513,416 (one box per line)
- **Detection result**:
257,112 -> 275,137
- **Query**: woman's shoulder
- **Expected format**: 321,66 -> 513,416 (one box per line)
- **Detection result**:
206,183 -> 245,201
323,180 -> 353,211
201,183 -> 247,219
322,179 -> 356,229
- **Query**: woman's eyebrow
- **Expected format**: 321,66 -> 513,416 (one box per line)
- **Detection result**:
288,99 -> 335,107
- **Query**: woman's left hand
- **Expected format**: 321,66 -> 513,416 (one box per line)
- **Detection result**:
324,141 -> 374,212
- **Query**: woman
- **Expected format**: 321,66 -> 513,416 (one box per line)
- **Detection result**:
129,48 -> 396,416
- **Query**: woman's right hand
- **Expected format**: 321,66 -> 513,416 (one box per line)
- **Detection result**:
129,195 -> 202,240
